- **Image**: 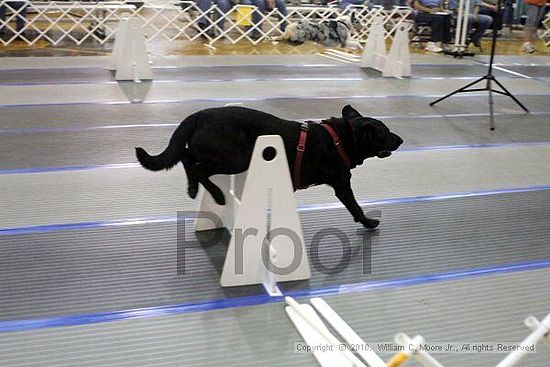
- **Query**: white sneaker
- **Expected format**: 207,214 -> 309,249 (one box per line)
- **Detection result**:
425,41 -> 443,53
521,42 -> 536,54
444,44 -> 458,53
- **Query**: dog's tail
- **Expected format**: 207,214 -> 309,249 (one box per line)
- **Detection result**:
135,118 -> 194,171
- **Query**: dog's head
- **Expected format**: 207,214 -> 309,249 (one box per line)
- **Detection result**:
342,105 -> 403,161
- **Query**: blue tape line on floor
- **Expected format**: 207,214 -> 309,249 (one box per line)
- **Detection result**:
0,294 -> 279,333
1,259 -> 549,333
0,163 -> 141,175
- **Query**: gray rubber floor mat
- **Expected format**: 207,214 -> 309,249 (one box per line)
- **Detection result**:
282,189 -> 550,292
1,94 -> 545,130
501,65 -> 550,77
0,222 -> 262,321
2,189 -> 548,320
0,65 -> 517,86
1,113 -> 549,170
1,268 -> 548,367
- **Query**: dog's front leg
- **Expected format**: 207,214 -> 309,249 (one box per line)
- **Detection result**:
333,180 -> 380,229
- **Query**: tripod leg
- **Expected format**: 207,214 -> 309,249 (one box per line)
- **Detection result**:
492,78 -> 530,113
488,78 -> 495,131
430,76 -> 486,106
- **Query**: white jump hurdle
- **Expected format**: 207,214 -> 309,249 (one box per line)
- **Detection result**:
394,333 -> 445,367
108,17 -> 152,82
286,296 -> 368,367
361,18 -> 411,79
286,296 -> 549,367
496,313 -> 550,367
310,298 -> 386,367
394,313 -> 550,367
195,135 -> 311,292
286,296 -> 424,367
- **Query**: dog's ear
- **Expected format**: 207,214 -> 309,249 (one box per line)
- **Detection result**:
342,105 -> 362,120
351,11 -> 356,24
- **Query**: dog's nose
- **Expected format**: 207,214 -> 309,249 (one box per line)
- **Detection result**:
392,133 -> 403,147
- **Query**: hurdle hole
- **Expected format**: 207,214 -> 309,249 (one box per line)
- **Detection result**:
262,146 -> 277,161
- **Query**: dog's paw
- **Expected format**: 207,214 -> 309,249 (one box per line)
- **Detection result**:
188,185 -> 199,199
360,217 -> 380,230
213,193 -> 226,206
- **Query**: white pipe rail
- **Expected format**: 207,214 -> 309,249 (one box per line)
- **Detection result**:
453,0 -> 470,50
310,297 -> 387,367
286,296 -> 549,367
385,334 -> 423,367
495,313 -> 550,367
286,297 -> 369,367
394,333 -> 446,367
287,297 -> 431,367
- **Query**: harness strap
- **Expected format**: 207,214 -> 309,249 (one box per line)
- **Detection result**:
321,123 -> 352,168
293,121 -> 352,190
293,122 -> 309,190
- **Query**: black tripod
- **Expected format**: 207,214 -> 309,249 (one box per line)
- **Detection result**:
429,0 -> 529,130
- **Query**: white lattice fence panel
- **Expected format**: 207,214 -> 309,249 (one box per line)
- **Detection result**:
343,4 -> 411,44
0,1 -> 412,46
542,12 -> 550,47
205,5 -> 343,45
0,1 -> 141,45
133,1 -> 209,42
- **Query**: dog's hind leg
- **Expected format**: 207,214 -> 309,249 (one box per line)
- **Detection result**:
183,159 -> 226,205
181,155 -> 199,199
198,175 -> 226,205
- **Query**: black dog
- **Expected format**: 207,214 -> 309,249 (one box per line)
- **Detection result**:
136,105 -> 402,229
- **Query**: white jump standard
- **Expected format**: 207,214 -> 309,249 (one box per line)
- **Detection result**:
108,17 -> 153,82
360,18 -> 411,79
195,135 -> 311,291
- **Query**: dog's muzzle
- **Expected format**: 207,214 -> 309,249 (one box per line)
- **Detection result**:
377,150 -> 392,158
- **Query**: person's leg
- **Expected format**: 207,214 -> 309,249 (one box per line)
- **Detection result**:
441,13 -> 452,43
215,0 -> 232,31
534,5 -> 545,29
273,0 -> 287,31
0,5 -> 6,35
415,12 -> 450,51
12,2 -> 26,33
339,0 -> 352,10
340,0 -> 366,9
494,8 -> 503,30
479,7 -> 502,30
195,0 -> 212,28
502,0 -> 514,26
522,4 -> 542,52
249,0 -> 266,26
469,14 -> 492,44
415,12 -> 446,42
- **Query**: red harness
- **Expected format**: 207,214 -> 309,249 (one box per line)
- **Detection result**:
293,121 -> 352,189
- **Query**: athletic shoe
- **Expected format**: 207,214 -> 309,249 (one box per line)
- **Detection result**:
443,44 -> 458,53
425,41 -> 443,53
521,42 -> 536,54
